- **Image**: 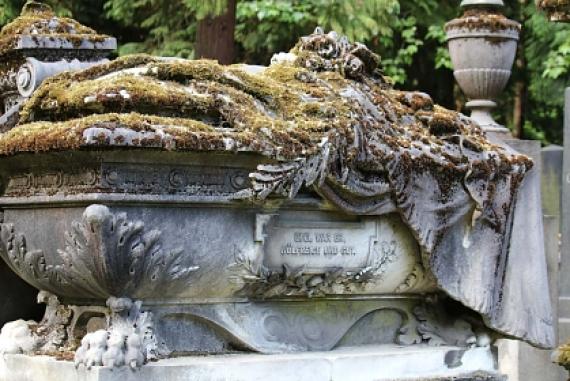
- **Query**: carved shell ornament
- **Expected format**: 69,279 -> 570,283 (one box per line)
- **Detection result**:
0,205 -> 198,299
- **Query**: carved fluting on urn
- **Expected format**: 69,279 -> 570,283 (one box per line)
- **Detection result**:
54,204 -> 198,298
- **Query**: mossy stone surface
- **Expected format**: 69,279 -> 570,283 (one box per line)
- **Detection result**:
0,1 -> 115,58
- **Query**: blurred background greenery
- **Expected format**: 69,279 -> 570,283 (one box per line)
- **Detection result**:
0,0 -> 568,144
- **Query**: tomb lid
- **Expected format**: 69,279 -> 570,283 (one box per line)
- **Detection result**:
0,1 -> 116,58
537,0 -> 570,22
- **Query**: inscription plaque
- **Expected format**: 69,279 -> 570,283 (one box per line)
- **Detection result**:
263,216 -> 402,273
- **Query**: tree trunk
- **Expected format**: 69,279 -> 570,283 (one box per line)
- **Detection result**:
512,79 -> 525,139
195,0 -> 236,65
512,0 -> 527,139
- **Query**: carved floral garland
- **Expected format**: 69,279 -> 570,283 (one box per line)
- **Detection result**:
230,241 -> 397,298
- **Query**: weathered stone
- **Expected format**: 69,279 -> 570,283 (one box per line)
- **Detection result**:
0,346 -> 503,381
542,145 -> 563,217
538,0 -> 570,22
0,31 -> 554,349
0,5 -> 554,379
554,87 -> 570,377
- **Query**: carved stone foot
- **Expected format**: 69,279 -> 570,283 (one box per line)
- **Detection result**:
0,290 -> 72,355
74,297 -> 159,369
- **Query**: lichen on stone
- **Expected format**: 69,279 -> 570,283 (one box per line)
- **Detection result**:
1,26 -> 533,174
538,0 -> 570,22
553,342 -> 570,371
445,8 -> 521,32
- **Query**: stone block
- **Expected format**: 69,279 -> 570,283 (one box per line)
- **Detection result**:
0,345 -> 503,381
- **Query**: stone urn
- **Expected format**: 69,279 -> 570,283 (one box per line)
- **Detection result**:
538,0 -> 570,22
445,0 -> 521,133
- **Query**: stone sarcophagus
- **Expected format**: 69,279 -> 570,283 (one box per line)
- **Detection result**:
0,4 -> 555,381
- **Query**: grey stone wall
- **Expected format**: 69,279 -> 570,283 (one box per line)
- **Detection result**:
498,139 -> 567,381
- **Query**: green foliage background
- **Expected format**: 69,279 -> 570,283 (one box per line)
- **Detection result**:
0,0 -> 568,144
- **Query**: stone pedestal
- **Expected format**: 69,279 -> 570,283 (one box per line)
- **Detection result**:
0,345 -> 504,381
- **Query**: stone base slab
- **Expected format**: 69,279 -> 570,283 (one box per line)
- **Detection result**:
0,345 -> 503,381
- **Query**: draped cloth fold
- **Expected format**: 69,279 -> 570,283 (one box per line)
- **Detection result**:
318,141 -> 554,349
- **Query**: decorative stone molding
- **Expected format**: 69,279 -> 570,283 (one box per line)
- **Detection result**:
4,163 -> 251,199
146,297 -> 490,354
0,2 -> 116,130
413,304 -> 480,347
250,140 -> 329,200
394,262 -> 432,293
0,292 -> 161,369
0,222 -> 54,291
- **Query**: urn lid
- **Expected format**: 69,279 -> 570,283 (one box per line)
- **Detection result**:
460,0 -> 504,8
0,1 -> 116,58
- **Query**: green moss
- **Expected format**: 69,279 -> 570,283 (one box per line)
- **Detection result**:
1,29 -> 533,180
0,113 -> 219,155
554,343 -> 570,368
0,1 -> 112,56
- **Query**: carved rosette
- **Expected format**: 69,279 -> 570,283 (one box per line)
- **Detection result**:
0,204 -> 198,299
